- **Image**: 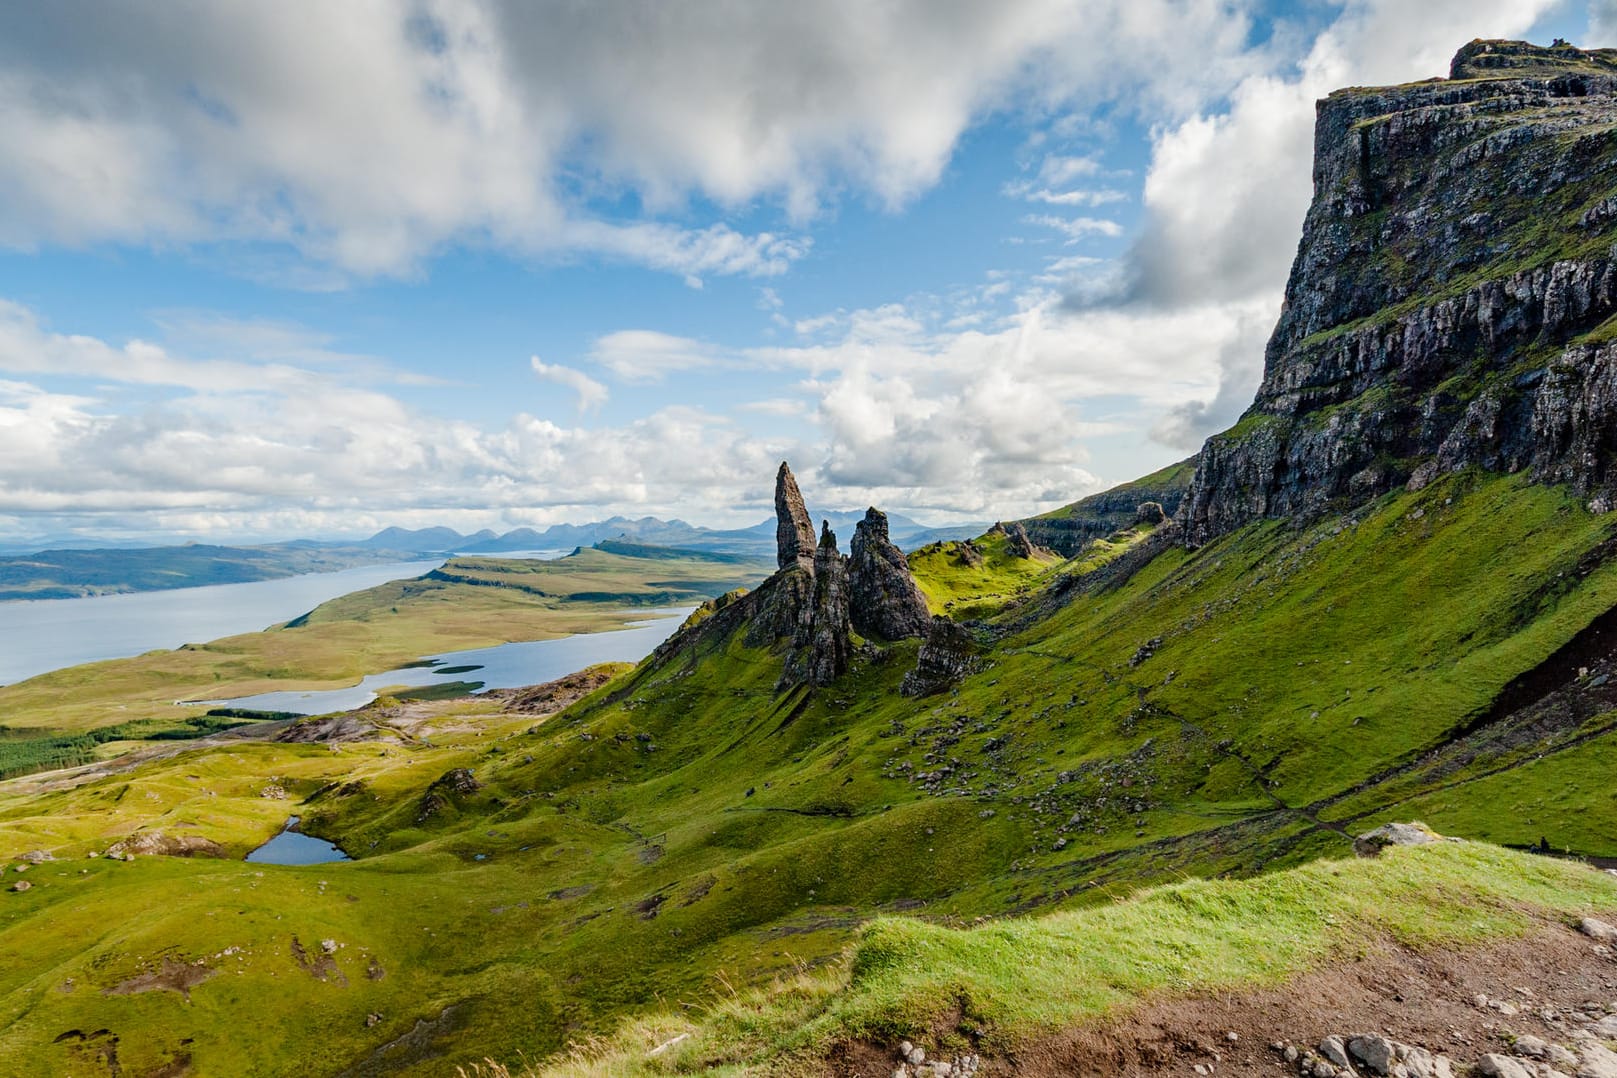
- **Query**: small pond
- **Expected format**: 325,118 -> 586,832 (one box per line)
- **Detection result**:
245,816 -> 352,865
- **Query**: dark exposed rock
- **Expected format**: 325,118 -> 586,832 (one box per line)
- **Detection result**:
901,617 -> 986,697
498,667 -> 617,714
1135,501 -> 1166,525
746,565 -> 814,648
957,541 -> 984,568
848,508 -> 931,641
648,464 -> 934,689
435,768 -> 480,796
1450,37 -> 1617,80
781,522 -> 853,688
1004,522 -> 1039,559
1180,41 -> 1617,545
774,461 -> 816,570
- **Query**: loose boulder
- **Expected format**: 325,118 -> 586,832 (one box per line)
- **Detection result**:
1354,821 -> 1440,857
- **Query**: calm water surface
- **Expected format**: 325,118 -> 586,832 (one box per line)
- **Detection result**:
0,561 -> 444,687
245,816 -> 351,865
208,608 -> 691,715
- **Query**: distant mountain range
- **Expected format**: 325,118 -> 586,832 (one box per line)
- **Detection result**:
354,511 -> 987,556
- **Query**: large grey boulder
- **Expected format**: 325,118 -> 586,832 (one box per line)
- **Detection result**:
1353,821 -> 1440,857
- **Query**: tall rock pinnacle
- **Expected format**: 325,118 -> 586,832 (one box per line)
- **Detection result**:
848,507 -> 931,641
774,461 -> 816,571
781,521 -> 852,687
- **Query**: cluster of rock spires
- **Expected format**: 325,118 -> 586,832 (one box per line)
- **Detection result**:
656,462 -> 941,691
774,462 -> 936,688
1179,39 -> 1617,545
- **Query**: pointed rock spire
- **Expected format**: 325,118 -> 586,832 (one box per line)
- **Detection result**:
849,507 -> 931,641
774,461 -> 816,571
781,520 -> 851,688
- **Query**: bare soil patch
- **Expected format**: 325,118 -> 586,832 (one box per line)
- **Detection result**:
834,917 -> 1617,1076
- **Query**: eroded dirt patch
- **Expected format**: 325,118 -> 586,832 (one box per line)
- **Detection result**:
102,958 -> 215,1001
291,936 -> 348,986
835,919 -> 1617,1076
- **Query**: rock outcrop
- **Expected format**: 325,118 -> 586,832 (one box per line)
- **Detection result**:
781,522 -> 853,688
104,832 -> 225,859
774,461 -> 816,570
654,464 -> 948,689
901,617 -> 985,697
1181,40 -> 1617,545
1004,522 -> 1040,559
1353,821 -> 1442,857
848,508 -> 931,641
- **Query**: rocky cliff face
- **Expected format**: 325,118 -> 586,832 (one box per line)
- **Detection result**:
1182,40 -> 1617,545
848,508 -> 931,642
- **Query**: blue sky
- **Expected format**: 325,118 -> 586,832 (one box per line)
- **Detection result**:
0,0 -> 1604,544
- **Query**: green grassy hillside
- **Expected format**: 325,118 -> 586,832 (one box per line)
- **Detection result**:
3,470 -> 1616,1074
489,841 -> 1617,1076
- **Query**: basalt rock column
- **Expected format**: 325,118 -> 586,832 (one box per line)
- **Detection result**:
774,461 -> 817,570
780,522 -> 852,688
848,507 -> 931,641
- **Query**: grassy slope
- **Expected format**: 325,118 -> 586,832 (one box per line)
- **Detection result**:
517,842 -> 1617,1076
907,529 -> 1064,616
3,472 -> 1617,1074
1027,458 -> 1197,522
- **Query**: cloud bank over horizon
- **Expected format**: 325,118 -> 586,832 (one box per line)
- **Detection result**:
0,0 -> 1575,544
